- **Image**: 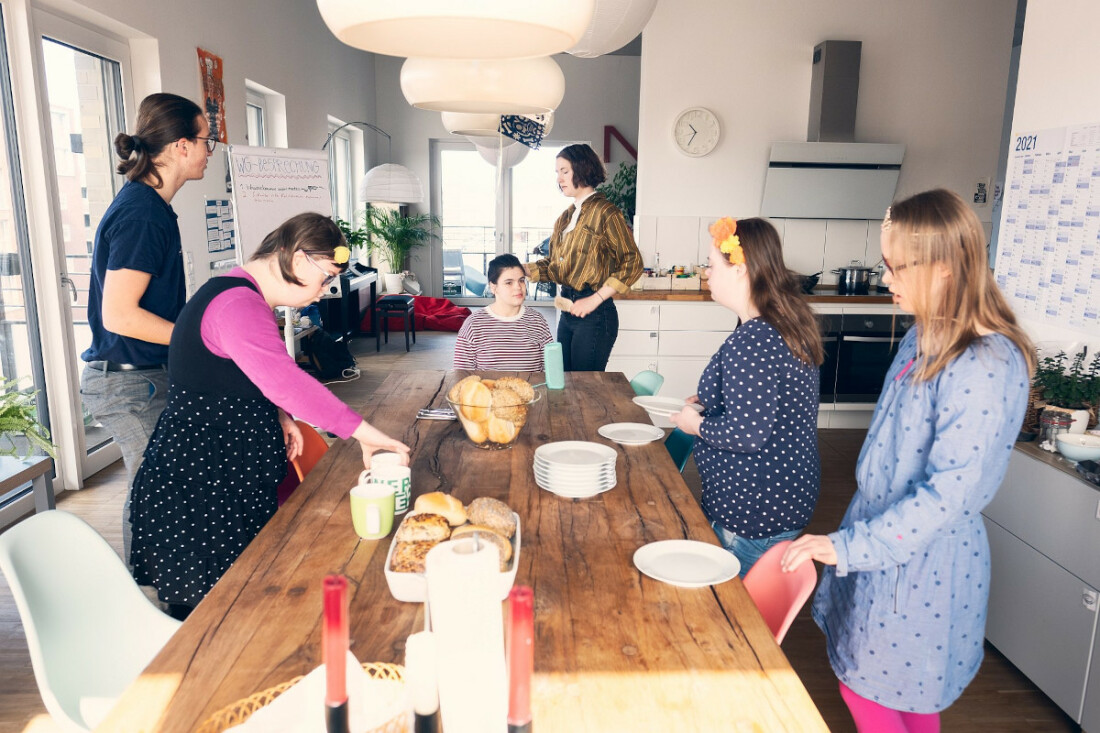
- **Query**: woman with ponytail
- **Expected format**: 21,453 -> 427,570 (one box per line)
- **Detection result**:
80,93 -> 214,562
671,217 -> 823,576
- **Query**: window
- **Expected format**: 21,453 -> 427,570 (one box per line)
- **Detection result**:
327,117 -> 362,225
245,87 -> 266,147
432,139 -> 576,300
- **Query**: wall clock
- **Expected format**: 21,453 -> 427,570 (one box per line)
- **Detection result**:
673,107 -> 720,157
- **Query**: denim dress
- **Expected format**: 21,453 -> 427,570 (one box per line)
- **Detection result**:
811,329 -> 1029,712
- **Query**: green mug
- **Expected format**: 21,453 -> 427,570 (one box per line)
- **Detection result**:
350,482 -> 395,540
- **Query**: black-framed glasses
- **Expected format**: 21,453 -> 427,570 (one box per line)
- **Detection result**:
194,136 -> 218,153
304,253 -> 338,286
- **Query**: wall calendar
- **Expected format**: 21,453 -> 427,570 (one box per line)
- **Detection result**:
994,122 -> 1100,332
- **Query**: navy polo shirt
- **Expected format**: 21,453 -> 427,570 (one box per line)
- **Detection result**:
82,180 -> 185,366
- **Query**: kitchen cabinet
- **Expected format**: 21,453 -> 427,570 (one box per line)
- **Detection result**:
982,447 -> 1100,727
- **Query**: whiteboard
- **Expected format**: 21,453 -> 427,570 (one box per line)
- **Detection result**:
227,145 -> 332,262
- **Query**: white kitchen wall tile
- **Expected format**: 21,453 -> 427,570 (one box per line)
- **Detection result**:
634,214 -> 658,268
822,219 -> 870,284
696,216 -> 718,265
654,215 -> 701,269
781,219 -> 828,278
865,220 -> 884,263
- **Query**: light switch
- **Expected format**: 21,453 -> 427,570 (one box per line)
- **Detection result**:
973,177 -> 990,206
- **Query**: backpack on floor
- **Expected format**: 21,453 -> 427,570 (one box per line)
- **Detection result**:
301,330 -> 357,380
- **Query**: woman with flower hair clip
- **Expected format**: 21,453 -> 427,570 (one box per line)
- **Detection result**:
781,189 -> 1034,732
671,217 -> 823,576
129,213 -> 408,618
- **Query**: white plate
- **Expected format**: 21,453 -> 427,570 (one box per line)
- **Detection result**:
534,472 -> 616,489
384,512 -> 521,602
533,461 -> 615,477
632,540 -> 740,588
632,396 -> 704,418
536,477 -> 615,499
598,422 -> 665,445
534,441 -> 618,467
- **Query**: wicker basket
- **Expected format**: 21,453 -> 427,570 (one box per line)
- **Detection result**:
197,662 -> 407,733
1022,386 -> 1045,434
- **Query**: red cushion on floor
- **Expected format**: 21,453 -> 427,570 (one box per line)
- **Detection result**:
362,296 -> 471,333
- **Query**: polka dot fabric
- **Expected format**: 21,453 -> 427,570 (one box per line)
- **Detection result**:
694,318 -> 821,540
811,329 -> 1029,713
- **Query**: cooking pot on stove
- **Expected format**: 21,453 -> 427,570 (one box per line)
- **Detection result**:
832,260 -> 875,295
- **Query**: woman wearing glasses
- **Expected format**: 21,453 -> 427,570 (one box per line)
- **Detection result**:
81,93 -> 216,564
129,213 -> 409,619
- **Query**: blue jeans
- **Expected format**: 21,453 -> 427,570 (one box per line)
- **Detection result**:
80,365 -> 169,562
710,521 -> 802,578
557,293 -> 618,371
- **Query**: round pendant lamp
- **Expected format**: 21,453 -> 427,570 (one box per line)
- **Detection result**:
316,0 -> 596,59
401,57 -> 565,114
358,163 -> 424,204
567,0 -> 657,58
473,138 -> 531,169
442,111 -> 554,140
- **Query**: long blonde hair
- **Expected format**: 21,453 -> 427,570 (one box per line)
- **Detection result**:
884,189 -> 1034,381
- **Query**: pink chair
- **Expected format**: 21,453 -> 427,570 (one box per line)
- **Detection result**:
742,540 -> 818,644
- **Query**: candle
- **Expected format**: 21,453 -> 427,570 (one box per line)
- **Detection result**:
323,574 -> 349,733
406,631 -> 440,733
506,586 -> 534,733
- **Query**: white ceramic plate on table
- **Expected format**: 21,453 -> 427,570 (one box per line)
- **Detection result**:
632,540 -> 740,588
598,422 -> 665,445
536,476 -> 615,499
632,396 -> 704,419
534,441 -> 619,466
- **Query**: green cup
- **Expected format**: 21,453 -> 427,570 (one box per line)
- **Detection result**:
350,482 -> 395,540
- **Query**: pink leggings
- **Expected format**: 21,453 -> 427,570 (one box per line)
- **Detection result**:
839,681 -> 940,733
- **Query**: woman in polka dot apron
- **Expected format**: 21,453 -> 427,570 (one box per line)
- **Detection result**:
671,217 -> 823,576
782,189 -> 1035,732
129,213 -> 409,619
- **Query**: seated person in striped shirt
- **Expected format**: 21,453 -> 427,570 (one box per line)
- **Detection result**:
454,254 -> 553,371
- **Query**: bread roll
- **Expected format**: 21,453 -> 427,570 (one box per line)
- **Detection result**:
395,512 -> 451,542
447,375 -> 481,404
465,497 -> 516,538
390,540 -> 437,573
414,492 -> 468,526
458,380 -> 492,422
490,386 -> 527,426
450,524 -> 512,569
495,377 -> 535,403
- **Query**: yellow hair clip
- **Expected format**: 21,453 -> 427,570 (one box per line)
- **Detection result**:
332,245 -> 351,264
709,217 -> 745,266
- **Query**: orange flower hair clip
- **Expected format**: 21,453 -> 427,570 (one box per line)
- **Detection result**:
709,217 -> 744,266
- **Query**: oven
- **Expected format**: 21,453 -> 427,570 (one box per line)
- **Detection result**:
834,313 -> 915,403
817,314 -> 841,404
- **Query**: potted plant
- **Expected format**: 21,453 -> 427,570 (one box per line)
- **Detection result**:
361,207 -> 440,294
0,379 -> 56,460
1033,348 -> 1100,433
597,162 -> 636,226
335,218 -> 369,262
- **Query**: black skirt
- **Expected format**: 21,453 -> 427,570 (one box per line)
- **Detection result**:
130,386 -> 285,608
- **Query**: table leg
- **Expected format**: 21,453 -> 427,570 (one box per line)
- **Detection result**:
32,473 -> 55,512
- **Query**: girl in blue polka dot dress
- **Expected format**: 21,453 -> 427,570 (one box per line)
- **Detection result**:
782,189 -> 1035,732
671,217 -> 823,577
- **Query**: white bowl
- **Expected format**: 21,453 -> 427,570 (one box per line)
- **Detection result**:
1055,433 -> 1100,463
384,512 -> 520,602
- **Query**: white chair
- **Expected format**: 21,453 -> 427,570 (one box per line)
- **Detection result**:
0,510 -> 181,731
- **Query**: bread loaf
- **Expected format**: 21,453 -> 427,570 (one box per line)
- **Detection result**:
413,492 -> 468,526
389,540 -> 437,573
465,497 -> 516,538
450,524 -> 512,570
394,512 -> 451,543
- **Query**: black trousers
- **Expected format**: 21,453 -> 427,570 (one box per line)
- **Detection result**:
557,286 -> 619,371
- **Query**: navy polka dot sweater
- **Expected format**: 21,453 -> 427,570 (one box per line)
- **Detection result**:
694,318 -> 821,540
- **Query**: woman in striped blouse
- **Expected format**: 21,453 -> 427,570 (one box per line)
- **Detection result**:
454,254 -> 553,371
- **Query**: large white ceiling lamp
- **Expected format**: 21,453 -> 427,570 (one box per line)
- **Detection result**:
401,57 -> 565,114
316,0 -> 596,59
442,111 -> 555,140
358,163 -> 424,205
471,137 -> 531,169
567,0 -> 657,58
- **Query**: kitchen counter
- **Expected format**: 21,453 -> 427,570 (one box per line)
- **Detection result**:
618,287 -> 894,305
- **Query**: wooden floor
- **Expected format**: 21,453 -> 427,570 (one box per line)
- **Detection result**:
0,330 -> 1079,732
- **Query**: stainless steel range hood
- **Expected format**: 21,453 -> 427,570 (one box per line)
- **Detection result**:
761,40 -> 905,220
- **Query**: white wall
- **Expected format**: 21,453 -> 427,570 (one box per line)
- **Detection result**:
375,52 -> 641,295
37,0 -> 378,291
1006,0 -> 1100,349
635,0 -> 1016,279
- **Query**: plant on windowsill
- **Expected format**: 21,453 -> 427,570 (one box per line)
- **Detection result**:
0,379 -> 57,460
335,218 -> 369,262
597,161 -> 636,227
1032,348 -> 1100,432
361,207 -> 440,294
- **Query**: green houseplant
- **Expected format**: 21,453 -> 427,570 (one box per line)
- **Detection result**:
0,379 -> 56,459
335,218 -> 369,261
1033,348 -> 1100,431
360,208 -> 440,293
597,162 -> 637,225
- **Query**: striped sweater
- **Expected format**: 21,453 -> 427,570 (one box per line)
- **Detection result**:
453,306 -> 553,371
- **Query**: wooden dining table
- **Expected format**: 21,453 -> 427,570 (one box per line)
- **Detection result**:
98,370 -> 828,732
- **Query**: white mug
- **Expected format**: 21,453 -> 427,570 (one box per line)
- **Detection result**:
358,464 -> 412,514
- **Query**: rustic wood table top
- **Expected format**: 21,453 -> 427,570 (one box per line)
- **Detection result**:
98,370 -> 827,732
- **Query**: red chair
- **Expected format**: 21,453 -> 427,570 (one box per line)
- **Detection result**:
742,540 -> 818,644
291,420 -> 330,481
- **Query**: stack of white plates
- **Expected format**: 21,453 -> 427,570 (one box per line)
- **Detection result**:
533,441 -> 618,498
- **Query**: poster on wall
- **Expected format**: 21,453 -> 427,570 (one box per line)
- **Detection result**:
994,122 -> 1100,333
197,47 -> 227,143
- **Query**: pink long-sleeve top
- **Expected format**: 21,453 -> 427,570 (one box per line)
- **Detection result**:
199,268 -> 362,440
